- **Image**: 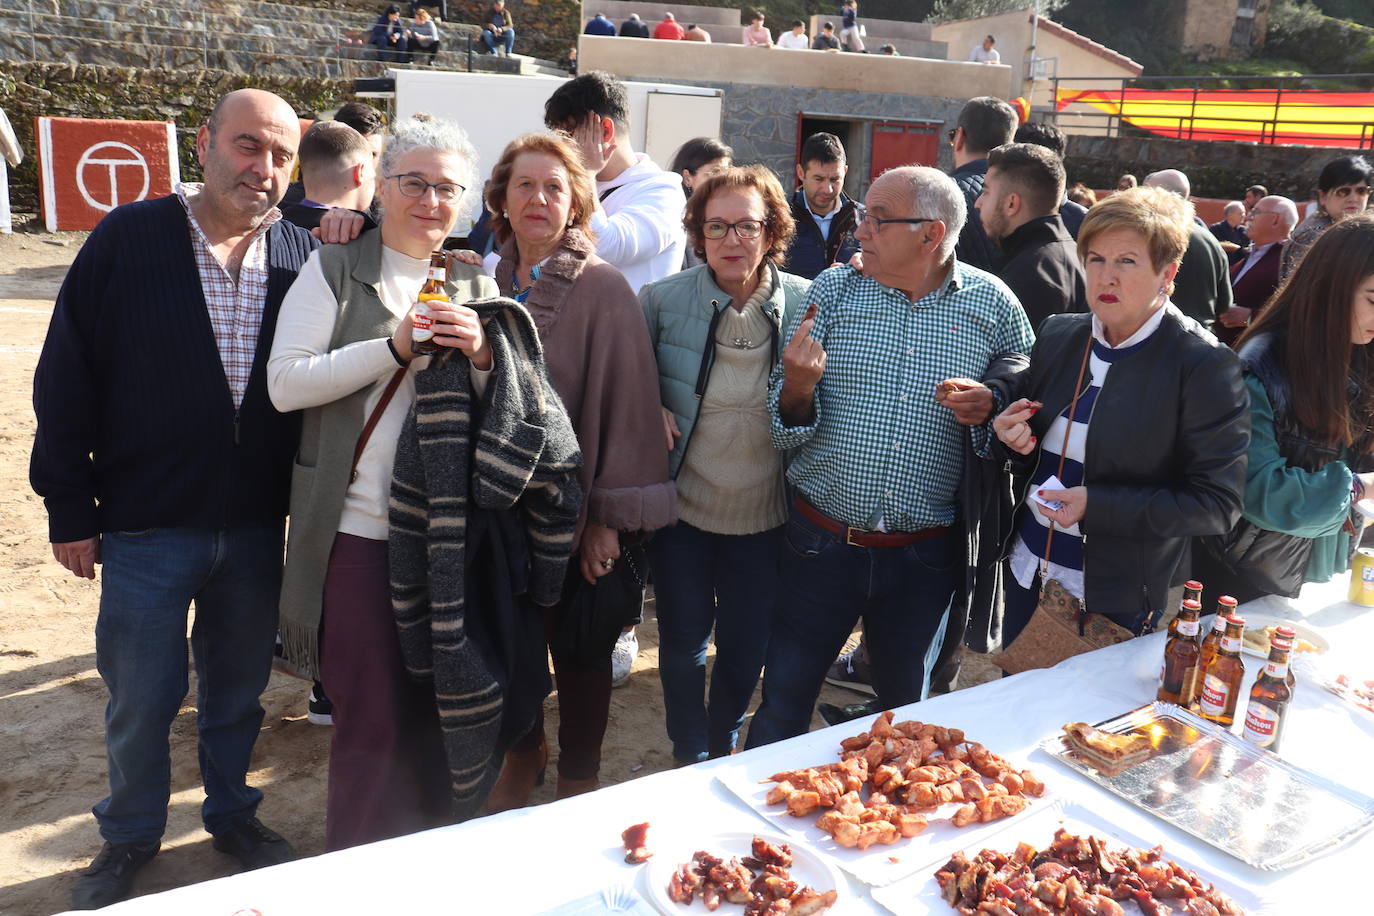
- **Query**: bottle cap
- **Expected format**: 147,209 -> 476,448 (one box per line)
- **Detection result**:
1181,599 -> 1202,611
1226,614 -> 1246,627
1275,625 -> 1297,638
1218,595 -> 1238,607
1185,580 -> 1203,591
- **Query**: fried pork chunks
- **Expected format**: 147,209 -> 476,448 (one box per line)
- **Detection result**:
763,711 -> 1045,847
934,828 -> 1245,916
666,836 -> 837,914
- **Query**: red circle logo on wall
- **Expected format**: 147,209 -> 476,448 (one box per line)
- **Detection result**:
37,117 -> 180,231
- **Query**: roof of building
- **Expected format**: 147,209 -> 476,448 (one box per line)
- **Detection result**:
939,8 -> 1144,76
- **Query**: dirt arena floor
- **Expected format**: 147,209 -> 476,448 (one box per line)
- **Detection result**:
0,227 -> 998,916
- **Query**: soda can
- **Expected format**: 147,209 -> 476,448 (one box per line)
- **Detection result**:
1349,548 -> 1374,606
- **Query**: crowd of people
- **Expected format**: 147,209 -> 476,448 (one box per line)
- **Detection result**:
583,2 -> 875,51
30,69 -> 1374,911
365,0 -> 515,63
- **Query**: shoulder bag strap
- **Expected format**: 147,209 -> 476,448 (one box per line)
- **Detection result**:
351,367 -> 408,483
1039,330 -> 1095,582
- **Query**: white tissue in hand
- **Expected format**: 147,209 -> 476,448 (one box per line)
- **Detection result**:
1031,475 -> 1066,512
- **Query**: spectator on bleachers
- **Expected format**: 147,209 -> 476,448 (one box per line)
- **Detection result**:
684,23 -> 712,42
742,11 -> 772,46
409,8 -> 441,65
777,20 -> 809,49
878,43 -> 898,56
481,0 -> 515,56
620,13 -> 650,38
408,1 -> 445,20
369,5 -> 410,63
812,21 -> 839,50
585,12 -> 616,36
968,34 -> 999,63
654,12 -> 685,40
839,0 -> 864,52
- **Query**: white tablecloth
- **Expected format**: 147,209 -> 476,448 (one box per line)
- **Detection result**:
79,578 -> 1374,915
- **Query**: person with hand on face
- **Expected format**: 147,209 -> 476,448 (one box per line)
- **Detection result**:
991,187 -> 1250,669
483,132 -> 674,808
743,166 -> 1034,749
1214,195 -> 1298,347
1283,155 -> 1372,279
31,89 -> 314,911
639,166 -> 808,766
1195,215 -> 1374,606
785,132 -> 859,280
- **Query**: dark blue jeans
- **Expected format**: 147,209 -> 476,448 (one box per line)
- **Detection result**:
744,509 -> 958,749
482,27 -> 515,54
647,522 -> 780,760
93,523 -> 284,844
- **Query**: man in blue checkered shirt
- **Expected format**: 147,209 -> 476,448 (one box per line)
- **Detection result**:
745,166 -> 1035,748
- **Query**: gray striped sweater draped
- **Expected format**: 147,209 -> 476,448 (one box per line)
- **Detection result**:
389,296 -> 582,818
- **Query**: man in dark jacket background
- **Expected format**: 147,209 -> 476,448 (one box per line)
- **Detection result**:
977,142 -> 1086,330
784,132 -> 860,279
948,96 -> 1017,271
1012,120 -> 1086,239
619,13 -> 650,37
1144,169 -> 1232,327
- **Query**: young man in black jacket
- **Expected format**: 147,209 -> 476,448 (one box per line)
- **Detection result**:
784,132 -> 860,279
948,96 -> 1017,271
31,89 -> 316,911
977,142 -> 1087,330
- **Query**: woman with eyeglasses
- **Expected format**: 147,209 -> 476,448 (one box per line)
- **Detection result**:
1282,155 -> 1372,279
637,165 -> 807,765
268,117 -> 499,850
483,132 -> 674,808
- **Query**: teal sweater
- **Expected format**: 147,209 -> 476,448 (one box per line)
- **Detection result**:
1242,373 -> 1354,581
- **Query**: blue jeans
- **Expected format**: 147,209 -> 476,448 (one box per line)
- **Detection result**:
647,522 -> 780,760
482,26 -> 514,54
744,509 -> 959,749
93,523 -> 284,844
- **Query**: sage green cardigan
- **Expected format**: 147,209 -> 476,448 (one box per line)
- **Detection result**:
277,230 -> 499,678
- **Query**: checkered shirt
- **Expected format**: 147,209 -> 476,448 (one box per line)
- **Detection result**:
769,261 -> 1035,531
176,183 -> 280,408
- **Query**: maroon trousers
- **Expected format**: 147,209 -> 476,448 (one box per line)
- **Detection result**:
320,533 -> 451,851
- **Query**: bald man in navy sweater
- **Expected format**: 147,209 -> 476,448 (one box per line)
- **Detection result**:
31,89 -> 317,910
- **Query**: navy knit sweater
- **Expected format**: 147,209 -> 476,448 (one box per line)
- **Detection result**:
30,195 -> 317,542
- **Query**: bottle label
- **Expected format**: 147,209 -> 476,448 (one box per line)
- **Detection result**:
412,301 -> 435,341
1265,660 -> 1289,679
1242,703 -> 1280,747
1199,675 -> 1230,716
1221,635 -> 1241,653
427,266 -> 446,281
1178,619 -> 1200,637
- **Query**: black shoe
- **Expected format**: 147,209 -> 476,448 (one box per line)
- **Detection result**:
212,818 -> 295,870
307,681 -> 333,726
818,700 -> 881,728
70,841 -> 158,910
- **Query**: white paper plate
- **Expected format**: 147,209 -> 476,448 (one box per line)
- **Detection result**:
871,800 -> 1274,916
638,830 -> 847,915
716,745 -> 1050,887
1231,613 -> 1329,661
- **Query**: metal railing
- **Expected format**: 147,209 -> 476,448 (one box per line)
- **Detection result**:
1049,73 -> 1374,150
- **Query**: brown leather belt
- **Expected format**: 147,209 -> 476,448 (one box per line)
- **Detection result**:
792,494 -> 950,548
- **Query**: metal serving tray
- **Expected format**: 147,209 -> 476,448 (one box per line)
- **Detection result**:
1038,702 -> 1374,870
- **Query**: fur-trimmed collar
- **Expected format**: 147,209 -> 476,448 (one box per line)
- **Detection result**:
494,228 -> 597,336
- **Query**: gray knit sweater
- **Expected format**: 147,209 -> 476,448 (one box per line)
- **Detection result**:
389,296 -> 582,819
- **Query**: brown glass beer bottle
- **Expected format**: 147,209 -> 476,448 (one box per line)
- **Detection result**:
1199,615 -> 1247,727
411,251 -> 448,355
1241,631 -> 1294,751
1159,598 -> 1204,706
1198,595 -> 1238,679
1183,579 -> 1203,606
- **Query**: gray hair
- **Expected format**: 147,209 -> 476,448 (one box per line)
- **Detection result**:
1144,168 -> 1191,199
1223,200 -> 1245,217
879,166 -> 966,262
378,115 -> 480,219
1261,194 -> 1300,230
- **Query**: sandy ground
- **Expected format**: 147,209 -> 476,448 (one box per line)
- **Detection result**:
0,229 -> 997,916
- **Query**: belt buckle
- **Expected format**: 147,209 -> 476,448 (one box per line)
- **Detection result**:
845,527 -> 867,547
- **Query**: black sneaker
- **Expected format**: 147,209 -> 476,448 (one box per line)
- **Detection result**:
818,700 -> 881,728
307,682 -> 333,726
211,818 -> 295,871
70,840 -> 158,910
823,645 -> 876,697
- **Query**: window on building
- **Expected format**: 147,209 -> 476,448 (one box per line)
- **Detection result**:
1231,0 -> 1258,48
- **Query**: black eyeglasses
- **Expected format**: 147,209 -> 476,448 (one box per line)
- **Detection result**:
702,219 -> 766,240
386,173 -> 465,202
854,203 -> 936,231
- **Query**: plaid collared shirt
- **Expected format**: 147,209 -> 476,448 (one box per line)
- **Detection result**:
175,183 -> 280,408
769,261 -> 1034,531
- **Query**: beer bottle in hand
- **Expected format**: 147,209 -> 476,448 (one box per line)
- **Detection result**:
411,251 -> 448,355
1242,630 -> 1294,751
1158,598 -> 1203,706
1198,595 -> 1238,679
1199,615 -> 1246,727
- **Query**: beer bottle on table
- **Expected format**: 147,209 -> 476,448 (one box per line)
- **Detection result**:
1272,626 -> 1298,691
1199,615 -> 1247,727
1159,599 -> 1204,706
1199,595 -> 1238,678
1242,631 -> 1294,751
411,251 -> 448,355
1183,580 -> 1203,606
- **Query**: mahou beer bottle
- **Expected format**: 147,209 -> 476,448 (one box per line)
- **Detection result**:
1199,615 -> 1247,727
411,251 -> 448,355
1158,598 -> 1204,706
1198,595 -> 1239,679
1183,580 -> 1204,606
1242,631 -> 1294,751
1272,626 -> 1298,691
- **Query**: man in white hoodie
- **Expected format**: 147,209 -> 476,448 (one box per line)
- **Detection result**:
544,71 -> 687,295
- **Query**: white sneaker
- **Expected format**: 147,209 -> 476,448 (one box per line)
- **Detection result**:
611,630 -> 638,688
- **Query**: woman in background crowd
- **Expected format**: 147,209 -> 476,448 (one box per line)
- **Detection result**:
669,137 -> 733,267
638,165 -> 806,765
992,187 -> 1249,661
408,7 -> 441,64
1067,182 -> 1097,209
482,132 -> 674,808
1282,154 -> 1372,278
1196,214 -> 1374,605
